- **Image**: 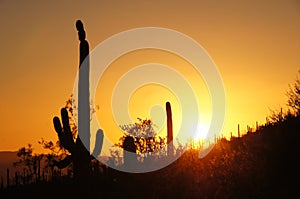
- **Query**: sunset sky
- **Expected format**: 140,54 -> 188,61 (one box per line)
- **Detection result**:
0,0 -> 299,155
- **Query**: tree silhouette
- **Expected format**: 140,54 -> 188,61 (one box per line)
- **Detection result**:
117,118 -> 166,159
286,70 -> 300,116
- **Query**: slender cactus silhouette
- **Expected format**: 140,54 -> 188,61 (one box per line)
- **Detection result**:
52,20 -> 103,182
76,19 -> 90,150
166,102 -> 174,156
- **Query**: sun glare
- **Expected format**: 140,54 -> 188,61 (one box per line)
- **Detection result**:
194,123 -> 209,140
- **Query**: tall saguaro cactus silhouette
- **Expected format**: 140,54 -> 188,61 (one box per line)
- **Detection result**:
76,19 -> 90,153
52,20 -> 103,181
166,102 -> 174,156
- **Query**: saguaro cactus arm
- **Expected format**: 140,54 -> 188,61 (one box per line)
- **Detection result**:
92,129 -> 104,159
53,155 -> 73,169
53,108 -> 76,153
53,107 -> 104,169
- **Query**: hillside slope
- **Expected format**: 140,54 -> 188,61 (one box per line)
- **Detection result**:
0,116 -> 299,198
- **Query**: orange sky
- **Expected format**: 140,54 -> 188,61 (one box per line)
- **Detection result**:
0,0 -> 299,154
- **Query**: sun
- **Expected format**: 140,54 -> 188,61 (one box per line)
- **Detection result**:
194,123 -> 209,141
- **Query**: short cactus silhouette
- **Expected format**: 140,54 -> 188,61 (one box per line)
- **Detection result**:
122,136 -> 137,168
166,101 -> 174,156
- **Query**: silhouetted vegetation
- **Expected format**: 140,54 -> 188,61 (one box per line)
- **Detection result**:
116,118 -> 167,160
286,70 -> 300,116
1,114 -> 299,198
1,20 -> 299,198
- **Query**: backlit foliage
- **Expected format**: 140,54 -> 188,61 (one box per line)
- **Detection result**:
116,118 -> 167,158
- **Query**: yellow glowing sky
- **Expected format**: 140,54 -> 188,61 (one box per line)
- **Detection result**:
0,0 -> 299,154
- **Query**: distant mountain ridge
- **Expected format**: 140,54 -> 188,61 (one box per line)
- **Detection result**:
0,151 -> 19,186
0,151 -> 18,166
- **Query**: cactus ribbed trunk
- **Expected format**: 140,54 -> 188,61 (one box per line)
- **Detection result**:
75,20 -> 91,180
53,20 -> 103,185
166,102 -> 174,156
